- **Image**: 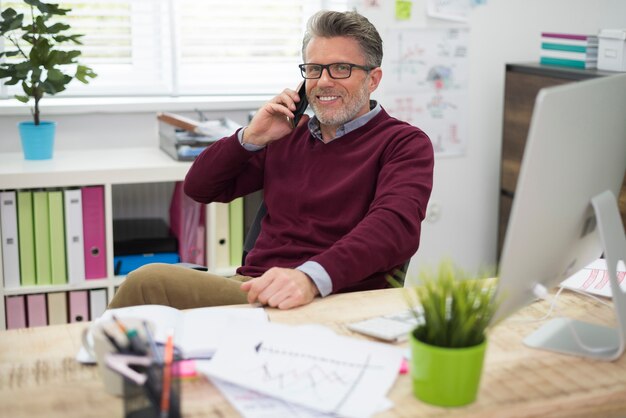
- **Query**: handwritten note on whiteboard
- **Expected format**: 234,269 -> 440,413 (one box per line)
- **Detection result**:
426,0 -> 472,22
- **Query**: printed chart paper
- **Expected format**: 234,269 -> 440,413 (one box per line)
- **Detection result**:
198,321 -> 403,418
560,258 -> 626,298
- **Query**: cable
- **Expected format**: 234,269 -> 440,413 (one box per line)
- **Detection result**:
557,285 -> 613,308
509,285 -> 566,323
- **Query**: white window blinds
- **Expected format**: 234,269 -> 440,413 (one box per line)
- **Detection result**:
0,0 -> 349,98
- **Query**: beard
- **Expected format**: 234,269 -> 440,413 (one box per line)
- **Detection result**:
309,81 -> 370,127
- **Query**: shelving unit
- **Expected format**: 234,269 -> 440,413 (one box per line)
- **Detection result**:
0,147 -> 235,330
498,63 -> 626,259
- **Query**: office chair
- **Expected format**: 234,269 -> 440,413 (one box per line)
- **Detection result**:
242,201 -> 267,265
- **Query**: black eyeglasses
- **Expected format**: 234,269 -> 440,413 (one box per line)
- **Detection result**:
298,63 -> 375,79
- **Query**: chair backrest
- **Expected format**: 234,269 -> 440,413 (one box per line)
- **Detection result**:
391,259 -> 410,287
241,199 -> 411,286
242,200 -> 267,265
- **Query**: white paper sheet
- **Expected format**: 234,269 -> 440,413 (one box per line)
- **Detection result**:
560,258 -> 626,298
211,377 -> 394,418
77,305 -> 268,363
197,320 -> 403,418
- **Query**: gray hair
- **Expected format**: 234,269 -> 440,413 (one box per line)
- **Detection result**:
302,10 -> 383,68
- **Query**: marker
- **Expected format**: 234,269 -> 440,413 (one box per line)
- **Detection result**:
111,315 -> 146,355
160,330 -> 175,418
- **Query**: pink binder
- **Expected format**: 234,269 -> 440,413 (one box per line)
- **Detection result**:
5,295 -> 27,329
26,293 -> 47,328
82,186 -> 107,279
169,181 -> 206,265
68,290 -> 89,323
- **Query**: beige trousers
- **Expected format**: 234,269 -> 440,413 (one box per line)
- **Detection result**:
108,263 -> 252,309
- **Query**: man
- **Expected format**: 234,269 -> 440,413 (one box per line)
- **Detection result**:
109,10 -> 434,310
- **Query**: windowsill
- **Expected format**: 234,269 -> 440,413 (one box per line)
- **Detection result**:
0,95 -> 273,116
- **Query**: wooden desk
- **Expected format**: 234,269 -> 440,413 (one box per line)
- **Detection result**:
1,288 -> 625,417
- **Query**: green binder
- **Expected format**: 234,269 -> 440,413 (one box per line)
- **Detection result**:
229,197 -> 244,266
33,190 -> 51,285
17,191 -> 36,286
48,190 -> 67,285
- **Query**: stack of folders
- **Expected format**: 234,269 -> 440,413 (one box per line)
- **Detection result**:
540,32 -> 599,69
5,289 -> 107,329
158,113 -> 241,161
1,187 -> 107,289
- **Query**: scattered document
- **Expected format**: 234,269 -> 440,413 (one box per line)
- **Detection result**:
560,258 -> 626,298
77,305 -> 268,363
211,377 -> 393,418
211,377 -> 334,418
197,319 -> 403,418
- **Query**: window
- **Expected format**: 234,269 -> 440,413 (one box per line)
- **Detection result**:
0,0 -> 349,99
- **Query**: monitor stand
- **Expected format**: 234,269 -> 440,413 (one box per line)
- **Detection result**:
523,190 -> 626,361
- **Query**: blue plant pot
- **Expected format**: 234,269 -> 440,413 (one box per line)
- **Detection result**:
19,121 -> 56,160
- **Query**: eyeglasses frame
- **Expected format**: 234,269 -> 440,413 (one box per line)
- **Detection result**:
298,62 -> 376,79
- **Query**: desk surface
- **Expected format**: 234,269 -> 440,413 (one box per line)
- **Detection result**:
1,288 -> 625,417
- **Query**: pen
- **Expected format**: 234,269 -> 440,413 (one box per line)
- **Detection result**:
143,320 -> 162,364
160,330 -> 174,418
102,326 -> 125,353
112,315 -> 146,355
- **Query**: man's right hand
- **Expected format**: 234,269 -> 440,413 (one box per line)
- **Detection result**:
242,87 -> 309,147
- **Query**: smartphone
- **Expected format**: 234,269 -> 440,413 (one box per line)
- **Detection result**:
291,82 -> 308,128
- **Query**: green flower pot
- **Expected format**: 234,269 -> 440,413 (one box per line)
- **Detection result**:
410,332 -> 487,407
18,121 -> 56,160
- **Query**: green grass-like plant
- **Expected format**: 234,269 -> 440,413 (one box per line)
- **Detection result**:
0,0 -> 97,125
391,260 -> 499,348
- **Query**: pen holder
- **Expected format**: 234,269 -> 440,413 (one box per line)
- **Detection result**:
123,361 -> 182,418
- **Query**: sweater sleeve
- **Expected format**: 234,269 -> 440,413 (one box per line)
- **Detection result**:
183,130 -> 265,204
310,129 -> 434,293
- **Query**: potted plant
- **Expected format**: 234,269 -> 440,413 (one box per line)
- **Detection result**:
396,260 -> 499,407
0,0 -> 96,160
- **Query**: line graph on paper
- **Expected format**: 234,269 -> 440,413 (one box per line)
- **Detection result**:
246,343 -> 376,410
196,321 -> 404,417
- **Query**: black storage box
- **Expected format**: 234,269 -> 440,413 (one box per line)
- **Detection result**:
113,218 -> 178,255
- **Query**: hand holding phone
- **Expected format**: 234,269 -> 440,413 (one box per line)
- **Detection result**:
291,82 -> 308,128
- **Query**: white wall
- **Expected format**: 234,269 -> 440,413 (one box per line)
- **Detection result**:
353,0 -> 626,282
0,0 -> 625,281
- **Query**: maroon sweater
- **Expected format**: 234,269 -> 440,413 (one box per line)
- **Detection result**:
184,108 -> 434,293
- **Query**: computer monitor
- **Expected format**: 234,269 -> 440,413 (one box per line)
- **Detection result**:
492,73 -> 626,361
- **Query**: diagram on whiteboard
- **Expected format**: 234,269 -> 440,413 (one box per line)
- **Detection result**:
384,28 -> 469,157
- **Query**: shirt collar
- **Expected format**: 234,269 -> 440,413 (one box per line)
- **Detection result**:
308,100 -> 381,142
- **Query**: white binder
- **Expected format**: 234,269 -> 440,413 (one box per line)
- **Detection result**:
0,191 -> 20,289
64,189 -> 86,284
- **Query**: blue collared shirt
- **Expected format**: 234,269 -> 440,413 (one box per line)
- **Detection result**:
238,101 -> 381,296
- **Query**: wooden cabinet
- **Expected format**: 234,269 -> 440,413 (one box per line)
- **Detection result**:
498,63 -> 626,259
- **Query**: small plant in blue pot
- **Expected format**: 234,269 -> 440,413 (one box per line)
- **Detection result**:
0,0 -> 96,160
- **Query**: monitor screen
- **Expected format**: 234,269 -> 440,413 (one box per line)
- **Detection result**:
492,73 -> 626,358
